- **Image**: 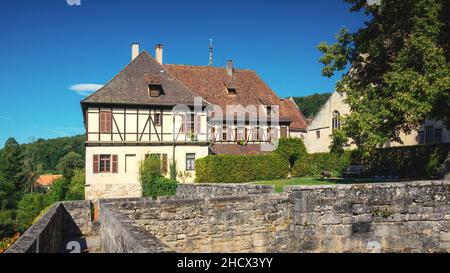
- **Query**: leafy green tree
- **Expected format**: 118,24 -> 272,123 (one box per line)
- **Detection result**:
45,177 -> 69,204
0,138 -> 25,208
292,93 -> 331,118
139,155 -> 162,200
66,169 -> 85,201
56,151 -> 84,181
15,193 -> 48,231
318,0 -> 450,155
275,137 -> 308,170
0,210 -> 16,239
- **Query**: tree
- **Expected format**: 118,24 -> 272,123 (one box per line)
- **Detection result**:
66,169 -> 85,201
0,138 -> 25,208
56,151 -> 84,181
45,177 -> 69,204
15,193 -> 48,231
292,93 -> 332,118
318,0 -> 450,155
275,138 -> 308,170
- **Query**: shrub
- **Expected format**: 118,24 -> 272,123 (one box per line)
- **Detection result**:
364,144 -> 450,178
292,152 -> 352,177
45,177 -> 69,204
275,137 -> 307,170
0,210 -> 16,239
140,155 -> 177,199
16,193 -> 48,231
65,169 -> 85,201
195,154 -> 289,183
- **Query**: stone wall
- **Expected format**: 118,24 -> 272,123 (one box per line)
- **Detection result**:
7,201 -> 92,253
176,183 -> 275,198
98,181 -> 450,253
100,193 -> 291,253
287,181 -> 450,253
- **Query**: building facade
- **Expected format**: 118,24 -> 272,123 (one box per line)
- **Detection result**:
304,91 -> 450,154
81,44 -> 307,201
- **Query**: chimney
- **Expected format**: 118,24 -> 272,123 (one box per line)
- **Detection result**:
226,60 -> 233,77
131,43 -> 140,61
155,44 -> 163,64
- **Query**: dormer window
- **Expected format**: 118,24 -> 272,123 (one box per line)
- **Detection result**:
227,88 -> 237,95
148,84 -> 162,97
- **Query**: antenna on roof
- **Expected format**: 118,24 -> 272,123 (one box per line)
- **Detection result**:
208,38 -> 213,66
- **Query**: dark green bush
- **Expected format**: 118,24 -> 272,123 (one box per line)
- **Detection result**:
292,151 -> 352,177
275,137 -> 308,170
195,154 -> 289,183
140,155 -> 177,198
364,144 -> 449,178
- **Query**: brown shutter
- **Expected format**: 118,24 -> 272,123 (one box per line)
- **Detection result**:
106,112 -> 112,133
99,112 -> 105,132
93,155 -> 99,174
162,154 -> 168,174
112,155 -> 118,173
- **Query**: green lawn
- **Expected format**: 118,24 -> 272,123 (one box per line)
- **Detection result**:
253,177 -> 398,193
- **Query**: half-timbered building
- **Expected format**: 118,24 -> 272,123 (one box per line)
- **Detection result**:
81,43 -> 307,200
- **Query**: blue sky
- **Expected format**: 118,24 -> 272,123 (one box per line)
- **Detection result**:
0,0 -> 368,145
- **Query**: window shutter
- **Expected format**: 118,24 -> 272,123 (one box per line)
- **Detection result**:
245,128 -> 248,141
93,155 -> 99,174
112,155 -> 118,173
106,113 -> 112,133
99,113 -> 105,132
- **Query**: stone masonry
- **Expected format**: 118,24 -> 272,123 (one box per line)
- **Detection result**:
100,181 -> 450,253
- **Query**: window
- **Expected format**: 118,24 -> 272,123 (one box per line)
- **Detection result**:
434,128 -> 443,144
316,130 -> 321,139
425,126 -> 434,144
186,153 -> 195,171
186,114 -> 195,133
93,154 -> 118,174
280,127 -> 288,138
144,153 -> 168,174
267,127 -> 272,141
267,106 -> 272,116
332,111 -> 341,131
148,84 -> 162,97
222,126 -> 228,141
100,111 -> 112,133
154,113 -> 161,126
227,88 -> 237,95
419,131 -> 425,145
255,127 -> 260,141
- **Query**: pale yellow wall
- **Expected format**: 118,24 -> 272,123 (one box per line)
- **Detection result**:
305,92 -> 352,153
85,145 -> 209,201
304,92 -> 450,153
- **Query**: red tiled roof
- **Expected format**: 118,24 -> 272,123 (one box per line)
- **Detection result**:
35,175 -> 63,187
280,98 -> 308,130
165,65 -> 283,111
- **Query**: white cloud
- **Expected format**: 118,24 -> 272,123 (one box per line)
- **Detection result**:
0,115 -> 12,121
34,126 -> 69,137
69,84 -> 103,96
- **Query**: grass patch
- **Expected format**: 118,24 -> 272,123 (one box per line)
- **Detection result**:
253,177 -> 400,193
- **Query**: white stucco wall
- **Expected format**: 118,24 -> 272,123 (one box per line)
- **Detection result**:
85,145 -> 209,201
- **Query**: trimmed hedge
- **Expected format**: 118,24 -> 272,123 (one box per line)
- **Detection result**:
195,154 -> 289,183
364,144 -> 450,178
142,177 -> 178,198
292,152 -> 352,177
